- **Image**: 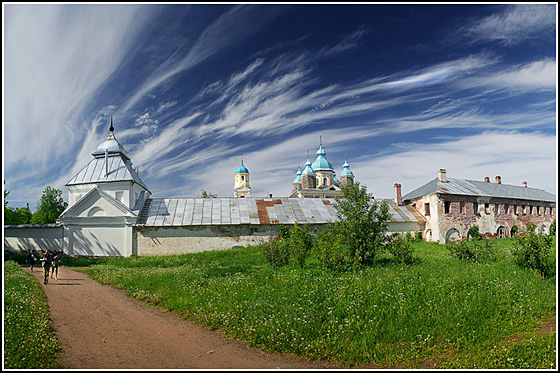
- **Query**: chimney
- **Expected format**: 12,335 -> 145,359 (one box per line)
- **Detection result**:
438,169 -> 447,183
495,176 -> 502,184
269,193 -> 273,198
522,181 -> 528,188
484,176 -> 490,183
394,183 -> 402,206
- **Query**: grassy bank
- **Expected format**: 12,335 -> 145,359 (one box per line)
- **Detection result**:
76,239 -> 556,368
3,261 -> 63,369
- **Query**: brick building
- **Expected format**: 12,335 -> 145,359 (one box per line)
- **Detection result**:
396,169 -> 556,243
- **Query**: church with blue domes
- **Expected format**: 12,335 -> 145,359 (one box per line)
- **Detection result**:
289,139 -> 354,198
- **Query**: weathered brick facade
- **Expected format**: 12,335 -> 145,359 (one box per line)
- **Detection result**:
401,170 -> 556,243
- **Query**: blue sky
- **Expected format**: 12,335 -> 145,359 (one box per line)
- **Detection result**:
3,3 -> 557,209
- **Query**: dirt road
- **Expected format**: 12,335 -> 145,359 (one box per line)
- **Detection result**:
23,265 -> 339,369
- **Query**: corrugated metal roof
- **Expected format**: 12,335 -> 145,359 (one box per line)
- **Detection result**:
403,178 -> 556,203
66,154 -> 149,191
135,197 -> 424,227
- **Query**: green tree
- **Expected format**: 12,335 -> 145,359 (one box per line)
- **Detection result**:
4,182 -> 32,225
30,186 -> 67,224
200,189 -> 217,198
13,206 -> 32,225
4,181 -> 10,208
332,182 -> 391,266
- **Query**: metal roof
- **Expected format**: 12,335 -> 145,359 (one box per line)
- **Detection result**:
403,178 -> 556,203
135,197 -> 425,227
66,153 -> 149,191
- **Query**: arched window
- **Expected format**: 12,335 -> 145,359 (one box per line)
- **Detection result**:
425,229 -> 433,242
445,228 -> 461,243
511,225 -> 519,237
497,226 -> 506,238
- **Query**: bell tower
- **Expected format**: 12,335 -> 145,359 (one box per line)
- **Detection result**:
234,159 -> 251,198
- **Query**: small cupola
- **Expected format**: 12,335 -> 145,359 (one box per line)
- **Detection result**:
340,156 -> 355,186
293,164 -> 303,190
92,116 -> 129,160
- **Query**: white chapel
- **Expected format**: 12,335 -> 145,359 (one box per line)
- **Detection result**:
59,118 -> 151,256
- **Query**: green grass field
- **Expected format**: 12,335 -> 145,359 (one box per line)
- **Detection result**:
3,261 -> 63,369
71,239 -> 556,368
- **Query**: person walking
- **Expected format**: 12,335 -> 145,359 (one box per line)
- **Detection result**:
27,250 -> 36,272
51,250 -> 61,280
40,250 -> 53,285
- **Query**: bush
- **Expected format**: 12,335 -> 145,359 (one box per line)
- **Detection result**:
512,223 -> 555,278
314,224 -> 354,271
387,234 -> 415,264
467,225 -> 481,240
261,237 -> 290,268
405,231 -> 413,243
288,223 -> 313,268
262,223 -> 313,268
446,240 -> 496,263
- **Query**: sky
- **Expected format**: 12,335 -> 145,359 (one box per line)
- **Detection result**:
3,3 -> 557,209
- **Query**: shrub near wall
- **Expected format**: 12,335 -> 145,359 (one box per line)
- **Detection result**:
512,223 -> 556,278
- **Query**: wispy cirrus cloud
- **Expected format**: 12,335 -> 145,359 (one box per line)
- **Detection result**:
125,47 -> 555,198
353,131 -> 556,198
5,5 -> 555,208
119,5 -> 287,114
480,59 -> 556,90
317,24 -> 369,58
4,4 -> 148,172
457,4 -> 556,46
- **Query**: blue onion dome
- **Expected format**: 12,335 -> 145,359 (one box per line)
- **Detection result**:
301,159 -> 316,176
293,166 -> 302,184
311,144 -> 334,171
333,175 -> 340,184
235,160 -> 249,174
341,159 -> 354,176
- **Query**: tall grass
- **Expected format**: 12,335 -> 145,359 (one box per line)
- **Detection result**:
78,240 -> 556,368
4,261 -> 63,369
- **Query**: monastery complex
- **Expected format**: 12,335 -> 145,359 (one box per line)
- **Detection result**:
5,121 -> 556,256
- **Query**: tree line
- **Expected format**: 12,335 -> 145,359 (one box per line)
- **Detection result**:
4,182 -> 67,225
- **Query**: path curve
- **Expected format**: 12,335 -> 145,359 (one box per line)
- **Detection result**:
23,266 -> 339,369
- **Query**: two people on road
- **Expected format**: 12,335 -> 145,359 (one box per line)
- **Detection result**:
39,249 -> 61,284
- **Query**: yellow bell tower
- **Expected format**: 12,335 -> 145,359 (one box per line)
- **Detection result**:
234,159 -> 251,198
